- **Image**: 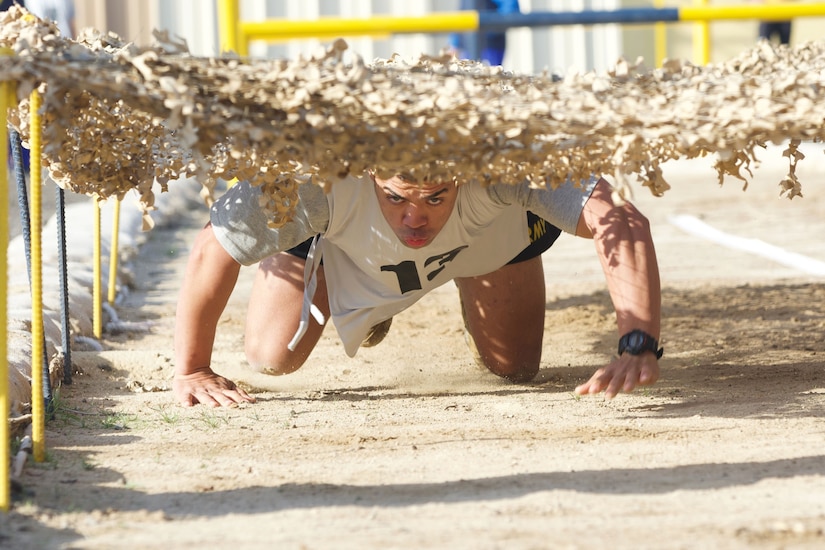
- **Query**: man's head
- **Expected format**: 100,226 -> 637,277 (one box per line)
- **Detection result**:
371,173 -> 458,249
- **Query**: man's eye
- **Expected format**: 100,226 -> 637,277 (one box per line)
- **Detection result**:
386,195 -> 404,204
427,198 -> 443,205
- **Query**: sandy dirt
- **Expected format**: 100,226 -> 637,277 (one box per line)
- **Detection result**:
2,146 -> 825,549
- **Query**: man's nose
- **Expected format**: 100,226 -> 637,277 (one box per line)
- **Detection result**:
403,205 -> 427,228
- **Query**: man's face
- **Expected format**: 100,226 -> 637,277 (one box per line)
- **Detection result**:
372,174 -> 458,249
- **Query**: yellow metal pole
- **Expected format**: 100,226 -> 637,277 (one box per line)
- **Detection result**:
680,0 -> 825,64
681,3 -> 825,21
107,200 -> 120,304
654,0 -> 667,67
692,0 -> 710,65
239,11 -> 479,42
0,52 -> 15,513
29,89 -> 46,463
217,0 -> 240,54
237,28 -> 249,58
93,196 -> 102,338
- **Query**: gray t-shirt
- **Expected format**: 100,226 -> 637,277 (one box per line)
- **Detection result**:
211,174 -> 595,267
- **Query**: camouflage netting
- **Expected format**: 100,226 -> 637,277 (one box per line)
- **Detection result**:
0,5 -> 823,230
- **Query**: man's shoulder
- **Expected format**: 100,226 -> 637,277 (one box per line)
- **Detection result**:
460,180 -> 504,197
460,180 -> 520,206
325,173 -> 372,202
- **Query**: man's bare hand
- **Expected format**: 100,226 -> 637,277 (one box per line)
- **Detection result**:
173,366 -> 256,407
575,353 -> 660,399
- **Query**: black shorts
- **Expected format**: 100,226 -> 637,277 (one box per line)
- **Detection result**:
507,211 -> 562,264
285,211 -> 561,265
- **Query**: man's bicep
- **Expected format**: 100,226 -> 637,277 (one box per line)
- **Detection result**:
575,210 -> 594,238
575,178 -> 617,238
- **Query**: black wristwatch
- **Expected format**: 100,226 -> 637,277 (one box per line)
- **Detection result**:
618,329 -> 663,359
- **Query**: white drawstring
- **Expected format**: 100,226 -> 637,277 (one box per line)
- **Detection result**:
287,234 -> 326,351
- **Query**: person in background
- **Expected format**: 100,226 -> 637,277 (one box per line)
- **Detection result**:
757,0 -> 792,46
1,0 -> 25,12
758,19 -> 792,45
448,0 -> 520,66
25,0 -> 75,38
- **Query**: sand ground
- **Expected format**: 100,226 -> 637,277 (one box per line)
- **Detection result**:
2,144 -> 825,549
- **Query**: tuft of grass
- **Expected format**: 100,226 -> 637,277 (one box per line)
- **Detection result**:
31,449 -> 58,469
101,412 -> 137,430
197,409 -> 230,430
150,404 -> 181,425
48,391 -> 83,427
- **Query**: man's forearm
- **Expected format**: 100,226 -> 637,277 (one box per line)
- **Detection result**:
174,224 -> 242,376
599,212 -> 661,339
580,179 -> 661,339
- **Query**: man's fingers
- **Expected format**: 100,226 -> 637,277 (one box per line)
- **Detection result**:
214,389 -> 250,408
213,394 -> 238,408
192,390 -> 221,408
206,388 -> 256,408
214,382 -> 255,405
574,368 -> 606,395
620,365 -> 644,393
604,371 -> 627,399
227,385 -> 255,403
235,387 -> 256,403
576,357 -> 659,398
639,364 -> 660,386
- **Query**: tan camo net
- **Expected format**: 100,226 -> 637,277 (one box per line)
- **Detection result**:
1,5 -> 823,230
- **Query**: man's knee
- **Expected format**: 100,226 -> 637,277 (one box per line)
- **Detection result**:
464,333 -> 540,382
461,317 -> 541,383
483,359 -> 540,383
244,342 -> 306,376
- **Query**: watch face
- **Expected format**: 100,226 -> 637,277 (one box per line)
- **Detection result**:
628,332 -> 645,351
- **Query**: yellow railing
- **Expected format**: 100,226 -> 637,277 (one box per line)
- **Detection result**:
217,0 -> 825,66
0,50 -> 13,514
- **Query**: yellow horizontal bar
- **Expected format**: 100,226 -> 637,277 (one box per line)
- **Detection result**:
247,30 -> 393,43
239,11 -> 479,42
681,3 -> 825,21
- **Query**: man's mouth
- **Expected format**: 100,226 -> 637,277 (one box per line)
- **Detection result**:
403,235 -> 429,248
